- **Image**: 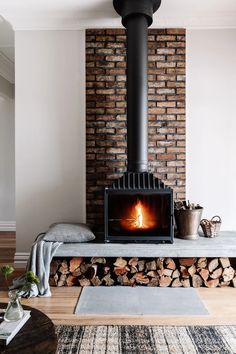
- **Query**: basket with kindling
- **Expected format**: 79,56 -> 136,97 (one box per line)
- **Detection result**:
200,215 -> 222,238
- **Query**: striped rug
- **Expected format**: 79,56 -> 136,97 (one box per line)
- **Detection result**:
56,325 -> 236,354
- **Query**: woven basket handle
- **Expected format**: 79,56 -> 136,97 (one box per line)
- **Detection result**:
211,215 -> 221,223
200,219 -> 211,225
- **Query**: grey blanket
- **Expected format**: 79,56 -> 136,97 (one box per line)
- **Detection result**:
12,234 -> 62,297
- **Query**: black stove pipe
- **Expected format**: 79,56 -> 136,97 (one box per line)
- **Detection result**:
113,0 -> 161,173
126,15 -> 148,173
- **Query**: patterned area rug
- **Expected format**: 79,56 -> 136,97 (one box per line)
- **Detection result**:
56,325 -> 236,354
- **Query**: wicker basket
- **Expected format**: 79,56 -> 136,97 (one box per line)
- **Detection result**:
200,215 -> 222,238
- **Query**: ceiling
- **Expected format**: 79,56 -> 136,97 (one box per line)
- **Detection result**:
0,0 -> 236,84
0,0 -> 236,30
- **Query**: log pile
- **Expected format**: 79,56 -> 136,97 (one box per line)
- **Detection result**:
49,257 -> 236,288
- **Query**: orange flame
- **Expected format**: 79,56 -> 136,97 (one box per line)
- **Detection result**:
120,199 -> 157,231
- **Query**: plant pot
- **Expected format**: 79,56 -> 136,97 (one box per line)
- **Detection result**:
174,208 -> 203,240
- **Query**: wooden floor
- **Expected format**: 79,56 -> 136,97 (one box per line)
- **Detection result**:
0,231 -> 15,266
0,232 -> 236,326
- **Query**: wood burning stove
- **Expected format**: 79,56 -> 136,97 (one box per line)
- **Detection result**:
105,173 -> 174,243
104,0 -> 174,243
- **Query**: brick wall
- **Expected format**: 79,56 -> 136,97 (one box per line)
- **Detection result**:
86,29 -> 186,232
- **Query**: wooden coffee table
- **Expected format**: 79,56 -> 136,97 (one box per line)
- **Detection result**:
0,303 -> 57,354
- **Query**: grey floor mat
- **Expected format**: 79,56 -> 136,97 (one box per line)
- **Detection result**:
75,287 -> 209,316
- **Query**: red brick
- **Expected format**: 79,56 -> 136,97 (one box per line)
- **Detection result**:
86,28 -> 186,231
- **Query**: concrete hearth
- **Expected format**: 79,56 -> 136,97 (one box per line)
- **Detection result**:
55,231 -> 236,258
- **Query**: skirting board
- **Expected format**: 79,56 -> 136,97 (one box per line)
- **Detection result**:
0,221 -> 16,231
14,252 -> 29,268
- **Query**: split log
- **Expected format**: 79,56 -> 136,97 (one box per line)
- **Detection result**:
49,273 -> 58,286
69,257 -> 83,272
72,268 -> 82,277
114,257 -> 127,268
133,272 -> 150,285
91,276 -> 102,286
188,264 -> 196,277
80,262 -> 91,274
197,257 -> 207,269
50,260 -> 61,275
156,258 -> 165,269
205,279 -> 219,288
66,275 -> 78,287
171,278 -> 182,287
181,278 -> 191,287
222,267 -> 235,282
192,274 -> 203,288
117,274 -> 131,286
179,258 -> 196,267
208,258 -> 219,273
91,257 -> 106,264
210,267 -> 223,279
219,281 -> 230,287
128,257 -> 138,274
159,276 -> 172,287
180,266 -> 189,278
148,278 -> 159,287
146,260 -> 157,271
163,269 -> 173,277
219,257 -> 231,269
58,260 -> 69,275
147,271 -> 158,278
138,260 -> 145,272
165,258 -> 176,270
199,268 -> 209,281
130,266 -> 138,274
232,277 -> 236,288
172,269 -> 180,278
114,266 -> 129,276
57,274 -> 67,287
128,257 -> 139,267
79,277 -> 91,287
102,273 -> 114,286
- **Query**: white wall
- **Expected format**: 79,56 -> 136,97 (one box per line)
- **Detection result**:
0,93 -> 15,227
186,29 -> 236,230
0,75 -> 14,99
15,30 -> 86,254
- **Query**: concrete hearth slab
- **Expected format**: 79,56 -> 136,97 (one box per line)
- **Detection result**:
75,287 -> 209,316
55,231 -> 236,258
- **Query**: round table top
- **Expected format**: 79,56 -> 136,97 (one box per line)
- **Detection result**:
0,302 -> 57,354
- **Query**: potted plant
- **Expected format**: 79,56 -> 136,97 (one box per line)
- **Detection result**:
0,265 -> 39,322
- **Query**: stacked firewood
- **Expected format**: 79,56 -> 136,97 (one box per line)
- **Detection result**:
49,257 -> 236,288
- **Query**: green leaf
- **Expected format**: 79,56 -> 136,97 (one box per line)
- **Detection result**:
0,265 -> 14,280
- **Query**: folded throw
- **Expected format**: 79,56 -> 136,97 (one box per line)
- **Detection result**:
11,233 -> 62,297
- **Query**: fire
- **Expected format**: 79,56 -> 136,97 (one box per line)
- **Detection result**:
120,199 -> 157,231
134,201 -> 144,228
